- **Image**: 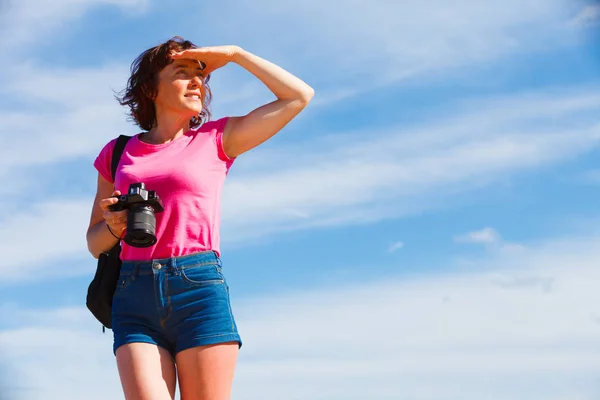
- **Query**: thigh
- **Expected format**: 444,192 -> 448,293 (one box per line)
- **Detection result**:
176,342 -> 239,400
116,343 -> 177,400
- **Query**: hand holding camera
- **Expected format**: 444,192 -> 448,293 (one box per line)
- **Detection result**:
100,190 -> 128,238
106,182 -> 164,248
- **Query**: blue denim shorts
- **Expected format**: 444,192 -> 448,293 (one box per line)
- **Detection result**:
111,250 -> 242,357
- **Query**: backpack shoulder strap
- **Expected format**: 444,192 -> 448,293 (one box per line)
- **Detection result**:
111,135 -> 132,182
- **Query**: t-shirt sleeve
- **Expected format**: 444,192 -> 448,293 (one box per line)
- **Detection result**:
213,116 -> 236,165
93,138 -> 118,183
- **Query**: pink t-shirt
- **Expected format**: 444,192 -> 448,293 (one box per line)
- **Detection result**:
93,117 -> 234,260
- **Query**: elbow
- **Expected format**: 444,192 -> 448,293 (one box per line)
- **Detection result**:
281,87 -> 314,108
86,231 -> 100,259
88,243 -> 101,260
300,86 -> 315,104
291,87 -> 314,110
87,244 -> 100,260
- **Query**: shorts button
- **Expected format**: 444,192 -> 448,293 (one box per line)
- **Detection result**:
153,263 -> 162,270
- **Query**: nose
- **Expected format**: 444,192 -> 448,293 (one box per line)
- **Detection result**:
189,75 -> 202,88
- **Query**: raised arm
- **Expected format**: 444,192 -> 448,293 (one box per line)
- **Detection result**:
222,48 -> 314,158
171,46 -> 314,158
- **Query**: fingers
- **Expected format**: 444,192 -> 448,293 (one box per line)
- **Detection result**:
170,50 -> 193,59
171,51 -> 207,68
99,190 -> 120,210
104,208 -> 127,236
99,190 -> 128,232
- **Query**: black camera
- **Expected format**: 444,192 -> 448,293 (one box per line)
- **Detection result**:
108,182 -> 164,248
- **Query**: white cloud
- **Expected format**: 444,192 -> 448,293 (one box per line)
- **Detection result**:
0,62 -> 138,177
578,168 -> 600,184
569,4 -> 600,26
209,0 -> 575,99
0,199 -> 94,282
0,0 -> 149,48
387,241 -> 404,252
0,327 -> 122,400
220,87 -> 600,241
3,230 -> 600,399
454,228 -> 526,254
455,227 -> 501,244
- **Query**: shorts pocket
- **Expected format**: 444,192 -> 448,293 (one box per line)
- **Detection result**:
180,264 -> 224,286
113,274 -> 134,297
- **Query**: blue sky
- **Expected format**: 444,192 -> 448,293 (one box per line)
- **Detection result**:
1,0 -> 600,399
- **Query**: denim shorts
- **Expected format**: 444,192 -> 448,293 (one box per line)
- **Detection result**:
111,250 -> 242,357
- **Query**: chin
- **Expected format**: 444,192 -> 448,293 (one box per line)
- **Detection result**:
180,104 -> 203,116
180,97 -> 203,110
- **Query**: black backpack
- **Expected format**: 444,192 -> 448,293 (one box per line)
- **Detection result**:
86,134 -> 131,332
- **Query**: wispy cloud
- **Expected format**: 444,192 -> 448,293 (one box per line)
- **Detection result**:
3,229 -> 600,399
569,3 -> 600,26
0,63 -> 134,174
455,227 -> 501,244
387,241 -> 404,253
213,0 -> 574,100
577,168 -> 600,185
0,0 -> 149,48
0,200 -> 93,282
220,87 -> 600,241
454,227 -> 526,255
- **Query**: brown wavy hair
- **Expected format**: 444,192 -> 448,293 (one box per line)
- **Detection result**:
115,36 -> 212,131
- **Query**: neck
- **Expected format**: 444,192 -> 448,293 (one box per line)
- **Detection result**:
144,111 -> 193,144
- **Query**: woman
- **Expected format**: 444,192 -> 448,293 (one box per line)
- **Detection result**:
86,36 -> 314,400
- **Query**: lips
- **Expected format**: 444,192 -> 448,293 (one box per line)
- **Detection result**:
184,93 -> 202,100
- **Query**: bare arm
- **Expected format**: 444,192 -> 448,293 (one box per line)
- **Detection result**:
86,174 -> 127,259
222,48 -> 315,158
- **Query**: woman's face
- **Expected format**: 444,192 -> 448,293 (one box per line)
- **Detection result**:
153,58 -> 205,120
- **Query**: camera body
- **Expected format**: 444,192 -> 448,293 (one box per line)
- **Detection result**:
109,182 -> 164,248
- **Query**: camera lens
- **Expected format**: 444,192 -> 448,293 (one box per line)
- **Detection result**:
124,205 -> 158,248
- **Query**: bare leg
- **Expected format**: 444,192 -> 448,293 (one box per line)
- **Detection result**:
116,343 -> 177,400
176,342 -> 239,400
